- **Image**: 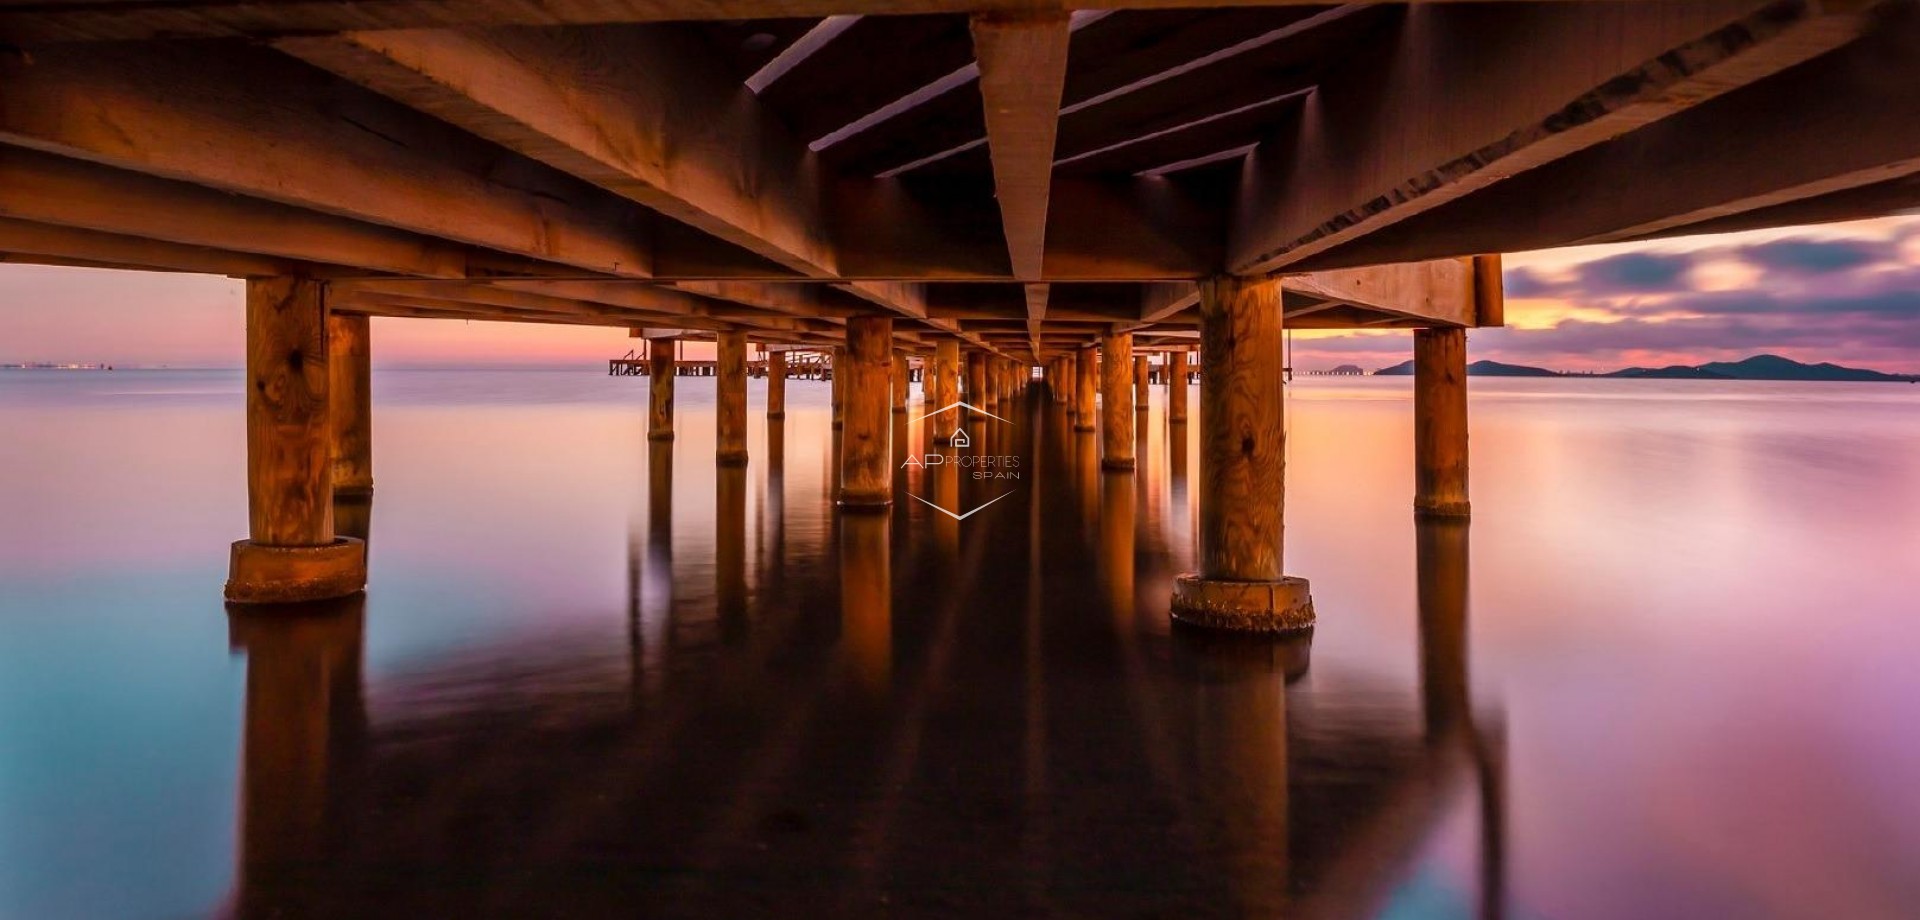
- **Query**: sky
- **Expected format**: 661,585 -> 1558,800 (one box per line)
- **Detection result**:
3,214 -> 1918,373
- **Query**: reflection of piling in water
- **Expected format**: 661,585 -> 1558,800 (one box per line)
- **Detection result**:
932,457 -> 959,556
1415,516 -> 1508,920
767,418 -> 786,584
229,595 -> 365,911
1418,518 -> 1471,737
331,493 -> 372,543
839,512 -> 892,699
1171,628 -> 1303,917
717,464 -> 748,644
1099,470 -> 1135,624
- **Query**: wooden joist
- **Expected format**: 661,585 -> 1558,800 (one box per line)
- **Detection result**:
0,42 -> 653,276
279,26 -> 835,278
1228,0 -> 1873,274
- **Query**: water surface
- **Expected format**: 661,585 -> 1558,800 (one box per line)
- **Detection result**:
3,369 -> 1919,918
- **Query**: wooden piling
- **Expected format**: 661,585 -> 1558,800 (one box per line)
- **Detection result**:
1414,327 -> 1471,518
227,277 -> 364,604
716,329 -> 748,466
1168,350 -> 1189,424
327,313 -> 372,497
933,339 -> 960,443
839,315 -> 893,509
1074,346 -> 1097,431
1134,353 -> 1149,412
648,338 -> 675,441
892,351 -> 909,413
1101,331 -> 1134,470
967,350 -> 987,407
831,345 -> 846,429
767,348 -> 786,420
1170,276 -> 1312,633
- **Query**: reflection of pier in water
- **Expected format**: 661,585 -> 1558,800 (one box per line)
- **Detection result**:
223,400 -> 1504,918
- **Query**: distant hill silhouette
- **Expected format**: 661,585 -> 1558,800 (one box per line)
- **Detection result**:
1608,354 -> 1916,381
1371,353 -> 1916,382
1374,359 -> 1560,377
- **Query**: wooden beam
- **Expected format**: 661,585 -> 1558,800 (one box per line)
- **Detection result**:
279,25 -> 834,276
971,12 -> 1071,282
1287,13 -> 1920,267
0,217 -> 308,277
1229,0 -> 1871,274
0,42 -> 652,276
1288,259 -> 1477,327
0,1 -> 1760,46
1024,283 -> 1050,359
0,146 -> 475,278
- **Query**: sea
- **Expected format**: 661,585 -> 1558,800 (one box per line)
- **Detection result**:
3,368 -> 1918,918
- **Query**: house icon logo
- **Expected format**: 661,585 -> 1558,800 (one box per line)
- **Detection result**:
951,427 -> 971,448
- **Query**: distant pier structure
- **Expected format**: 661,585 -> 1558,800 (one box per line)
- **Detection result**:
0,0 -> 1912,624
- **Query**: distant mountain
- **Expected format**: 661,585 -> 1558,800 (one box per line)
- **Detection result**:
1608,354 -> 1915,382
1607,365 -> 1732,379
1374,359 -> 1561,377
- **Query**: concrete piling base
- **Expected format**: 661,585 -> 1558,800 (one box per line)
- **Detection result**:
1169,573 -> 1314,634
225,538 -> 367,604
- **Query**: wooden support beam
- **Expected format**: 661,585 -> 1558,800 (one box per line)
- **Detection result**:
838,315 -> 895,509
1133,353 -> 1150,411
0,147 -> 473,278
327,313 -> 374,497
1169,275 -> 1311,633
971,12 -> 1071,281
0,217 -> 305,278
716,330 -> 749,466
1229,0 -> 1871,274
1100,331 -> 1134,469
931,339 -> 961,444
892,352 -> 910,413
1288,259 -> 1478,327
1414,328 -> 1470,518
1289,14 -> 1920,268
767,349 -> 787,420
649,340 -> 676,441
227,277 -> 366,604
1074,345 -> 1098,430
1024,283 -> 1050,362
1168,349 -> 1189,423
0,43 -> 653,277
279,25 -> 834,276
831,346 -> 847,429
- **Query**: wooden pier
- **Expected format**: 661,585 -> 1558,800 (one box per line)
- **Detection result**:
0,0 -> 1911,621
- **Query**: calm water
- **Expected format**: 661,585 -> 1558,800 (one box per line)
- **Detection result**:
4,368 -> 1920,919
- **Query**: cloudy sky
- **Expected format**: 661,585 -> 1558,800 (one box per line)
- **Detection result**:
4,214 -> 1919,372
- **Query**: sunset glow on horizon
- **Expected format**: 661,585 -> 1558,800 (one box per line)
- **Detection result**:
4,214 -> 1918,374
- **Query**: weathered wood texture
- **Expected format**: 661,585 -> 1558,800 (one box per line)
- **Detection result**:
1168,349 -> 1189,423
1196,276 -> 1286,581
1074,346 -> 1097,431
1100,331 -> 1134,469
933,339 -> 961,443
716,330 -> 748,465
892,352 -> 910,412
972,12 -> 1071,281
839,315 -> 895,508
648,339 -> 676,440
831,345 -> 847,429
1413,327 -> 1470,517
1133,353 -> 1150,411
767,348 -> 787,419
326,313 -> 373,496
1230,0 -> 1868,273
247,277 -> 335,546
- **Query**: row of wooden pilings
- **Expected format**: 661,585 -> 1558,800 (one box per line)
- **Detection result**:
225,277 -> 1471,637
